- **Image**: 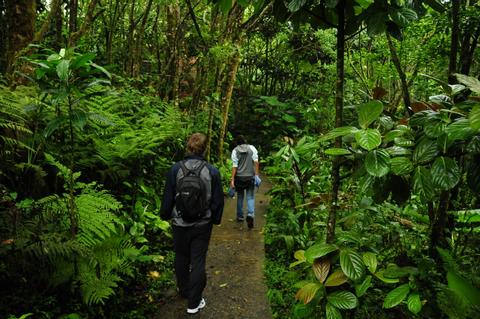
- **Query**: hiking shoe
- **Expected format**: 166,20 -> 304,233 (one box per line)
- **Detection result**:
246,216 -> 254,229
236,217 -> 244,222
187,298 -> 206,314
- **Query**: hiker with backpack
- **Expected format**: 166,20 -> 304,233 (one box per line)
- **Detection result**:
160,132 -> 224,314
230,135 -> 261,229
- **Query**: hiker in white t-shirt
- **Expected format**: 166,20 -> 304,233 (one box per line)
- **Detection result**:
230,135 -> 261,229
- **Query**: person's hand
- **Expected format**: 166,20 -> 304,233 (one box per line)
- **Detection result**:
228,187 -> 235,198
254,175 -> 262,187
230,179 -> 235,188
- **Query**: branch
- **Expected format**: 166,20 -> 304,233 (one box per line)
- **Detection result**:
33,0 -> 62,43
186,0 -> 207,48
242,0 -> 274,32
68,0 -> 100,47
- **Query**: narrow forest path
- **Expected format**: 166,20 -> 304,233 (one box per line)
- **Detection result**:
155,179 -> 273,319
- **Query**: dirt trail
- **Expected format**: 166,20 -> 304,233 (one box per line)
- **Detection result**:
156,179 -> 273,319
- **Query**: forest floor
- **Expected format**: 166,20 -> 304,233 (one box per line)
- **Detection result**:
154,179 -> 273,319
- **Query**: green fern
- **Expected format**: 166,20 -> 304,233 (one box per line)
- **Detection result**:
5,156 -> 139,306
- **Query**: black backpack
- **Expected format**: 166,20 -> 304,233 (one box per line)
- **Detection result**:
175,160 -> 209,222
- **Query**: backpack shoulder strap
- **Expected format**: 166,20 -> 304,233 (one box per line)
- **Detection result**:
194,161 -> 207,177
179,160 -> 190,177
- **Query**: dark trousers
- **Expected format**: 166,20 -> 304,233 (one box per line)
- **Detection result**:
172,223 -> 213,308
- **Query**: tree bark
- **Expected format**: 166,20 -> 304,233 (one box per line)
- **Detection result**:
459,24 -> 480,75
448,0 -> 460,83
69,0 -> 78,34
164,1 -> 182,103
132,0 -> 154,77
5,0 -> 36,79
326,0 -> 345,244
386,33 -> 411,116
68,0 -> 100,47
429,191 -> 451,257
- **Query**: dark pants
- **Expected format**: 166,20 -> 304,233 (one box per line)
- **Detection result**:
172,223 -> 213,308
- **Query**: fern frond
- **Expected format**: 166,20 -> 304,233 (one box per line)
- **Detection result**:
76,189 -> 122,247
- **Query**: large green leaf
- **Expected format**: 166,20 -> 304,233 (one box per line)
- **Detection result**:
424,121 -> 446,138
355,129 -> 382,151
431,157 -> 461,190
394,137 -> 414,148
390,157 -> 414,175
304,243 -> 338,263
469,105 -> 480,131
56,59 -> 70,82
447,270 -> 480,306
375,270 -> 400,284
325,269 -> 348,287
384,129 -> 406,143
412,138 -> 438,164
454,73 -> 480,94
355,275 -> 372,298
386,146 -> 411,156
365,150 -> 390,177
383,284 -> 410,308
340,249 -> 365,281
446,119 -> 475,142
295,282 -> 322,305
407,293 -> 422,314
320,126 -> 359,142
390,7 -> 417,27
290,250 -> 306,268
413,166 -> 436,201
357,100 -> 384,129
287,0 -> 308,12
326,303 -> 342,319
362,252 -> 377,273
327,291 -> 358,309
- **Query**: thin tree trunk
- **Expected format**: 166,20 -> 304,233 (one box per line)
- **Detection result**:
429,191 -> 451,257
132,0 -> 154,77
69,0 -> 78,34
459,25 -> 480,75
164,1 -> 181,102
217,49 -> 241,162
68,0 -> 100,47
386,33 -> 411,116
34,0 -> 62,44
448,0 -> 460,83
326,0 -> 345,244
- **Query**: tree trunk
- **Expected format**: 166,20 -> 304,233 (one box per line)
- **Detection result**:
448,0 -> 460,83
5,0 -> 36,79
217,49 -> 242,162
459,24 -> 480,75
54,3 -> 64,50
132,0 -> 154,77
164,1 -> 182,103
69,0 -> 78,34
326,0 -> 345,244
386,33 -> 411,116
68,0 -> 100,47
429,191 -> 451,257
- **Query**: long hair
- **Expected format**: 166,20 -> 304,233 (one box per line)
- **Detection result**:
186,133 -> 207,156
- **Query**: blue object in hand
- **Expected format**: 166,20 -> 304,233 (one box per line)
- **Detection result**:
228,187 -> 236,198
254,175 -> 262,187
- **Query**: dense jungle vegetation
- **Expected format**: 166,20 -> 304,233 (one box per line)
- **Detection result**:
1,0 -> 479,318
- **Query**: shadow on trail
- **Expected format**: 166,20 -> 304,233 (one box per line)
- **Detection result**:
155,179 -> 272,319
